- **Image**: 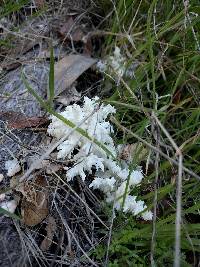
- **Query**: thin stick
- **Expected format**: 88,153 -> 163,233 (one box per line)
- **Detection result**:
55,201 -> 99,267
151,113 -> 183,267
104,200 -> 116,266
150,122 -> 160,266
52,171 -> 109,230
174,154 -> 183,267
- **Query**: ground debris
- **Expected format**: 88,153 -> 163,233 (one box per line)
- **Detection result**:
40,216 -> 57,251
0,1 -> 104,266
0,111 -> 48,129
58,16 -> 85,42
21,175 -> 49,226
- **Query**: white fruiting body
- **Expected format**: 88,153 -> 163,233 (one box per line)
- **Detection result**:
96,46 -> 137,81
0,193 -> 6,201
0,174 -> 4,183
5,159 -> 21,177
48,97 -> 152,220
0,200 -> 17,214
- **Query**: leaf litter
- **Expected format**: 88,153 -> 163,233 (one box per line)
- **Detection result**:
0,2 -> 108,266
54,54 -> 97,96
21,175 -> 49,227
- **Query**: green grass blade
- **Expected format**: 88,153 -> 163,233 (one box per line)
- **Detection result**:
0,0 -> 28,19
21,71 -> 47,110
0,207 -> 21,220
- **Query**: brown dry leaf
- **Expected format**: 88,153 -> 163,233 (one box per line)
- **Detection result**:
8,116 -> 48,129
2,62 -> 21,71
0,111 -> 21,122
21,176 -> 49,226
54,54 -> 96,96
59,17 -> 84,42
40,216 -> 57,251
172,88 -> 182,104
71,28 -> 84,42
0,111 -> 48,129
59,17 -> 74,36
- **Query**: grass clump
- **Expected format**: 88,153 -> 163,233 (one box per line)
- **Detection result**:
95,0 -> 200,266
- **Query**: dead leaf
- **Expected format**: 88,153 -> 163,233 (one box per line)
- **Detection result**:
9,116 -> 48,129
40,216 -> 57,251
172,88 -> 182,104
59,17 -> 84,42
71,28 -> 84,42
0,111 -> 48,129
21,176 -> 49,226
59,17 -> 74,36
54,54 -> 96,96
2,62 -> 21,71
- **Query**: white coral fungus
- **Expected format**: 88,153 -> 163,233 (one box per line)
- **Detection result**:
0,193 -> 6,201
5,159 -> 21,177
0,200 -> 17,214
97,46 -> 126,79
97,46 -> 137,81
0,174 -> 4,183
48,97 -> 152,220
